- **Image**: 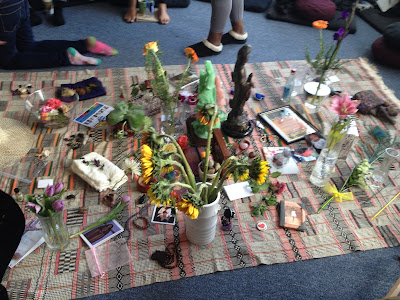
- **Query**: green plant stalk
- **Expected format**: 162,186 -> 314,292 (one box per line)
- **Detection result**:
203,106 -> 218,186
208,156 -> 237,197
48,211 -> 65,251
159,134 -> 196,188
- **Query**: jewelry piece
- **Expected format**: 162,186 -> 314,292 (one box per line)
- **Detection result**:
132,216 -> 150,230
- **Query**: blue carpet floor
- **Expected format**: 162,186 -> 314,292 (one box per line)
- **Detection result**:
27,1 -> 400,299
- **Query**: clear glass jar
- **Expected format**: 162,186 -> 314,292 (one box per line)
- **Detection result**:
372,148 -> 400,183
38,211 -> 69,251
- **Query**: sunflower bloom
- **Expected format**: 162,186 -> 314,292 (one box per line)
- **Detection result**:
162,166 -> 175,173
238,169 -> 249,181
161,143 -> 177,153
312,20 -> 328,29
184,47 -> 199,64
141,145 -> 154,184
196,111 -> 219,126
249,158 -> 270,185
176,198 -> 200,219
143,41 -> 159,55
147,189 -> 161,206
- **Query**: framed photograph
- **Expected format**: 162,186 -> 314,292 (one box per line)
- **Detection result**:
151,205 -> 176,225
258,106 -> 318,144
80,219 -> 124,248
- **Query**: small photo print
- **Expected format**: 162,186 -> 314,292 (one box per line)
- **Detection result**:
151,205 -> 176,225
291,147 -> 318,163
80,219 -> 124,248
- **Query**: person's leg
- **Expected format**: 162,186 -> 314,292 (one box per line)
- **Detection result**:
0,190 -> 26,299
124,0 -> 137,23
187,0 -> 232,57
221,0 -> 247,45
157,0 -> 170,25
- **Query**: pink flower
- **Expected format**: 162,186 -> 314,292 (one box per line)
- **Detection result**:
41,106 -> 54,114
121,195 -> 131,204
46,98 -> 62,109
329,93 -> 360,119
52,200 -> 64,211
54,182 -> 64,194
27,202 -> 41,214
45,185 -> 55,198
272,181 -> 286,195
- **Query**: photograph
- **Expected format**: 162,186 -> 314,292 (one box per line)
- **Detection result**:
291,147 -> 319,163
258,106 -> 318,143
304,132 -> 326,153
151,205 -> 176,225
80,219 -> 124,248
169,72 -> 199,89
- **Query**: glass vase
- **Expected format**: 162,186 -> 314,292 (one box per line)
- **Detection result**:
160,104 -> 186,140
38,211 -> 69,251
309,118 -> 348,187
372,148 -> 400,183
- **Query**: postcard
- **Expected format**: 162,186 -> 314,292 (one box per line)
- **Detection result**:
258,106 -> 317,143
151,205 -> 176,225
74,102 -> 114,128
80,219 -> 124,248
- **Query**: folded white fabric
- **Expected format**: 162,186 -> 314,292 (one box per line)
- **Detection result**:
71,152 -> 127,192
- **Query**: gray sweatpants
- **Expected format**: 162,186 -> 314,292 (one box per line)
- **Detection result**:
210,0 -> 244,33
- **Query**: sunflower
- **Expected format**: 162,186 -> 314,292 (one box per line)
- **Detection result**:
196,110 -> 219,126
143,41 -> 159,55
161,143 -> 177,153
249,157 -> 270,185
147,188 -> 161,206
238,169 -> 250,181
184,47 -> 199,64
176,198 -> 200,219
141,144 -> 154,184
312,20 -> 328,30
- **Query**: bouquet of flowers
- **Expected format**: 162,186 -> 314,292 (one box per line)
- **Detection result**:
143,42 -> 198,131
140,103 -> 270,219
25,182 -> 69,250
305,0 -> 358,105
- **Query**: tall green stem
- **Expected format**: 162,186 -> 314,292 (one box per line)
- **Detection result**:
203,106 -> 218,185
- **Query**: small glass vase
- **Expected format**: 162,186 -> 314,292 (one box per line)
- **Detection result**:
372,148 -> 400,183
38,211 -> 69,251
160,104 -> 185,139
309,118 -> 348,187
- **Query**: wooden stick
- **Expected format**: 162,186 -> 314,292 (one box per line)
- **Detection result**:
371,192 -> 400,220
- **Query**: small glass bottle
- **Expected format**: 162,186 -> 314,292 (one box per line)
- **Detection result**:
281,69 -> 296,103
372,148 -> 400,183
13,188 -> 24,202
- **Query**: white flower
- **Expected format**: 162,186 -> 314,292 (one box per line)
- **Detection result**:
124,157 -> 141,179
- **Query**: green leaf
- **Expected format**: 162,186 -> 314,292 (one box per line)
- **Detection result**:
271,172 -> 281,178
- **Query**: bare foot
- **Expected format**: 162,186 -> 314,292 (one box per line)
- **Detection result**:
157,3 -> 170,24
124,8 -> 136,23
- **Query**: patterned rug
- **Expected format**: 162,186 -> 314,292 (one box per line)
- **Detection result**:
1,58 -> 400,300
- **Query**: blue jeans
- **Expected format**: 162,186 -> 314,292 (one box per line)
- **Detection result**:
0,0 -> 87,69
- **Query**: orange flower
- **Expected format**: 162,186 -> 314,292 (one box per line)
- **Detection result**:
184,47 -> 199,63
312,20 -> 328,30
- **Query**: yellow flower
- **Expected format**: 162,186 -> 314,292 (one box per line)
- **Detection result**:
147,189 -> 161,206
238,169 -> 249,181
176,198 -> 199,219
141,145 -> 154,184
249,158 -> 270,185
312,20 -> 328,29
162,166 -> 174,173
161,143 -> 177,153
196,111 -> 219,126
143,41 -> 159,55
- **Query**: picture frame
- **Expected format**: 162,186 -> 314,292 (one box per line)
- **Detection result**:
151,205 -> 176,225
168,72 -> 199,90
80,219 -> 124,248
258,106 -> 318,144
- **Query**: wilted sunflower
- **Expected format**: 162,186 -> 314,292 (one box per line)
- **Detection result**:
141,144 -> 154,184
249,157 -> 270,185
176,198 -> 199,219
161,143 -> 177,153
196,108 -> 219,126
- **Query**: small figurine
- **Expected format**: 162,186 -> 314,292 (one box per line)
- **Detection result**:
102,193 -> 115,207
13,188 -> 24,202
253,93 -> 265,101
221,207 -> 235,231
12,84 -> 32,99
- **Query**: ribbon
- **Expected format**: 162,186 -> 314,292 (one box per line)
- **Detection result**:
323,183 -> 354,203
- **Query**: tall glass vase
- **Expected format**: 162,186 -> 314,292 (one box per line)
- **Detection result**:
38,211 -> 69,251
310,118 -> 348,187
160,103 -> 185,140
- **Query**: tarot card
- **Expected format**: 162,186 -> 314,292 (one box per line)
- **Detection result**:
80,219 -> 124,248
151,205 -> 176,225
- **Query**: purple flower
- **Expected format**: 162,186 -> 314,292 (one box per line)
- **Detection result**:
94,159 -> 100,167
27,202 -> 41,214
333,28 -> 346,41
338,11 -> 350,20
54,182 -> 64,194
45,185 -> 55,198
121,195 -> 131,204
52,200 -> 64,211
